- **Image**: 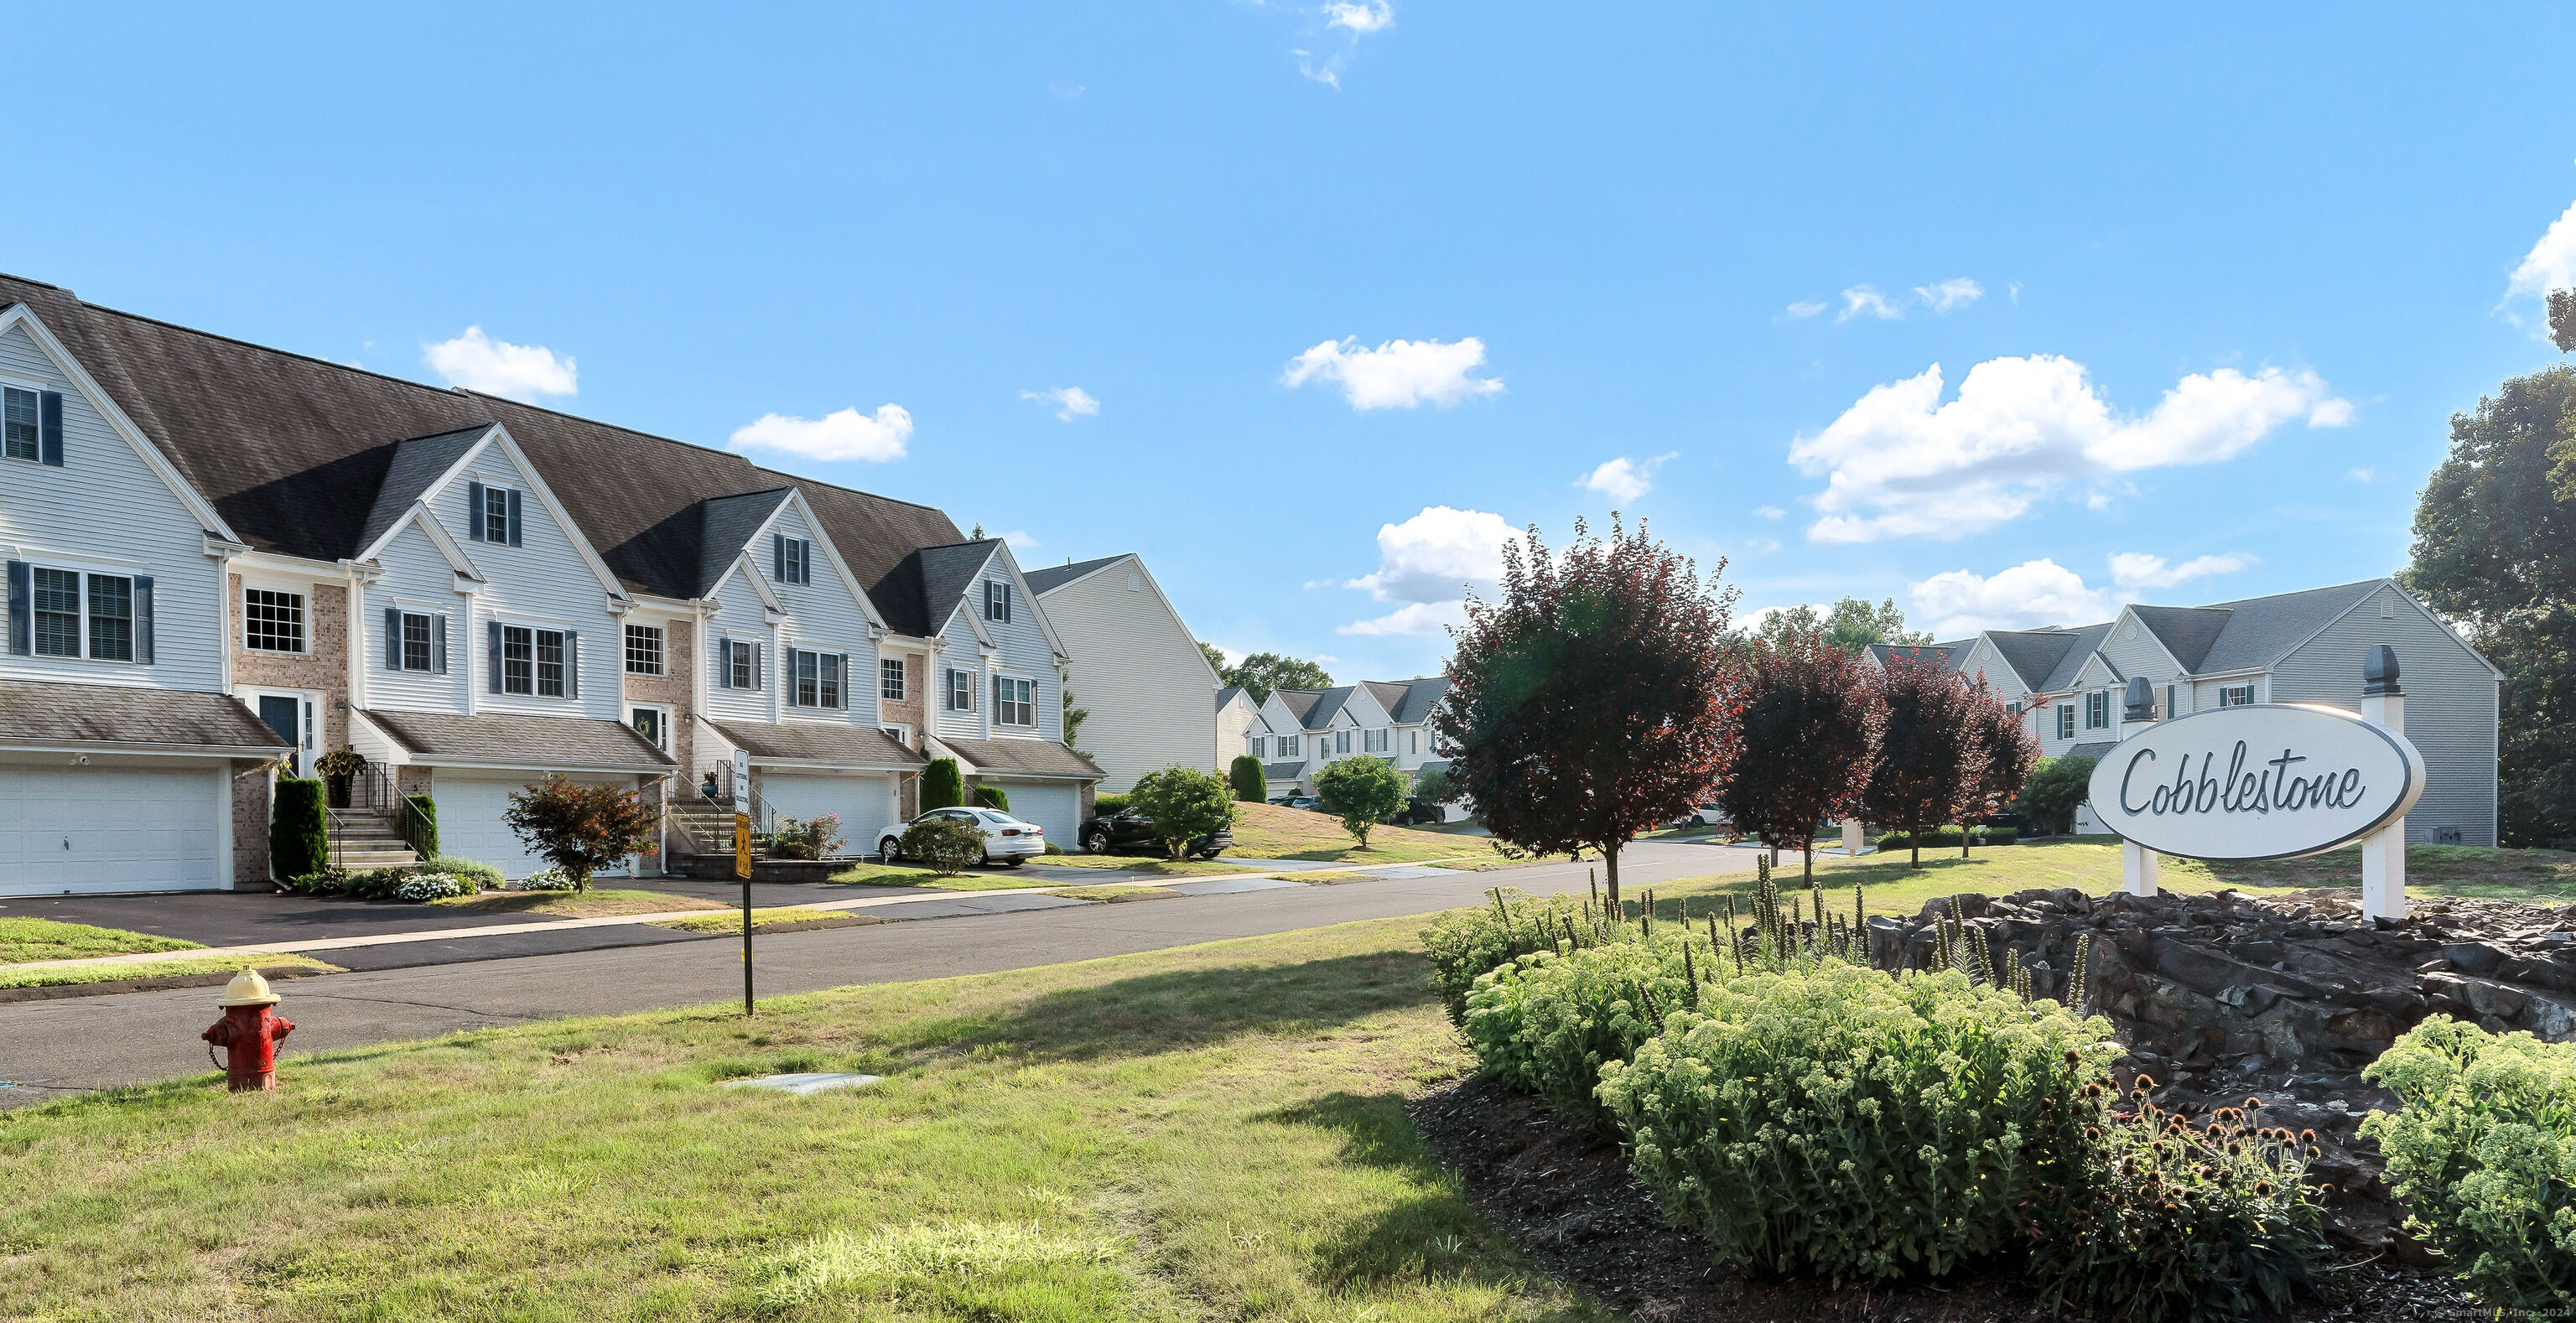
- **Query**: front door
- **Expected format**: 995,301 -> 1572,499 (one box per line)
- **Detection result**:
257,696 -> 302,777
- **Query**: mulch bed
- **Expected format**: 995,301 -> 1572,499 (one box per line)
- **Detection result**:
1408,1076 -> 2478,1321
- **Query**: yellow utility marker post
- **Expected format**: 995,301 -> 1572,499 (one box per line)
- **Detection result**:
735,812 -> 754,1016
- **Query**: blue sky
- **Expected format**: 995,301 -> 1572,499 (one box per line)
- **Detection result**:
13,4 -> 2576,682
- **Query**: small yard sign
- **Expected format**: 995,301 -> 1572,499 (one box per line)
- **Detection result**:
2085,703 -> 2425,862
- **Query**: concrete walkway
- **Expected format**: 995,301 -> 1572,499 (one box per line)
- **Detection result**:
0,840 -> 1750,1108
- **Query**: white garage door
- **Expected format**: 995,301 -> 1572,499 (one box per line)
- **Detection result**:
995,781 -> 1081,852
436,774 -> 636,880
760,772 -> 896,857
0,763 -> 224,896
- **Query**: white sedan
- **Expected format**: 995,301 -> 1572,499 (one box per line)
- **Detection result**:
875,807 -> 1047,867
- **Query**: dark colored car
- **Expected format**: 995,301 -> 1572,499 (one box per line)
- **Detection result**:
1080,808 -> 1233,859
1269,794 -> 1321,811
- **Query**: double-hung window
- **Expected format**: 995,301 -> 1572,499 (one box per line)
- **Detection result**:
32,568 -> 79,657
984,580 -> 1010,623
1250,735 -> 1267,758
246,589 -> 304,652
26,567 -> 139,662
2,387 -> 38,462
1278,734 -> 1300,758
728,640 -> 756,690
399,611 -> 434,671
992,676 -> 1033,726
946,667 -> 974,712
788,649 -> 843,708
535,630 -> 565,697
2056,703 -> 2075,740
500,625 -> 568,697
483,486 -> 512,543
2085,691 -> 2109,729
880,657 -> 906,700
2220,684 -> 2256,708
1336,729 -> 1352,755
85,574 -> 132,662
625,624 -> 664,676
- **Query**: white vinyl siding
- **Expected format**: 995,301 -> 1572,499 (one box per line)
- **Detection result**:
1036,558 -> 1223,792
932,619 -> 982,741
439,452 -> 619,720
975,558 -> 1060,743
2270,583 -> 2502,847
701,573 -> 774,724
763,504 -> 878,727
366,521 -> 470,712
0,323 -> 221,691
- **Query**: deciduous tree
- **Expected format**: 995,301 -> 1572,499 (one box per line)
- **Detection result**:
1963,690 -> 2040,856
1316,755 -> 1406,848
1434,516 -> 1742,911
503,775 -> 662,891
1130,765 -> 1237,859
1218,651 -> 1334,703
1861,650 -> 1989,869
1716,630 -> 1885,885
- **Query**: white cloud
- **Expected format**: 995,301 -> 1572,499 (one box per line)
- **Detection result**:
727,404 -> 913,463
1339,505 -> 1521,636
1576,452 -> 1677,504
1021,386 -> 1099,421
2348,467 -> 2376,483
1283,336 -> 1504,410
2008,280 -> 2023,304
2508,198 -> 2576,305
2308,397 -> 2355,428
1752,505 -> 1784,520
1784,299 -> 1829,319
1745,536 -> 1781,554
1294,48 -> 1344,87
1314,654 -> 1340,665
1910,559 -> 2114,636
1915,278 -> 1983,314
998,530 -> 1040,550
2106,551 -> 2252,592
1323,0 -> 1392,33
1836,286 -> 1903,322
423,327 -> 576,401
1211,642 -> 1248,667
1789,355 -> 2349,542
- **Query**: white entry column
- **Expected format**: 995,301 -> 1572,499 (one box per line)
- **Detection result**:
2360,646 -> 2407,922
2116,676 -> 2160,897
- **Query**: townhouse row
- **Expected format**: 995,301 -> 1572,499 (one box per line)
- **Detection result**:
0,274 -> 1103,896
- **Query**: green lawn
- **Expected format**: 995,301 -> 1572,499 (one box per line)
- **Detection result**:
828,862 -> 1052,892
0,917 -> 202,964
1046,885 -> 1185,903
0,953 -> 332,991
1228,802 -> 1481,864
1036,854 -> 1258,877
434,888 -> 722,917
2189,842 -> 2576,900
0,918 -> 1603,1322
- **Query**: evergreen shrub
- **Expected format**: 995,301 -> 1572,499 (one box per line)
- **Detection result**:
403,793 -> 439,858
921,759 -> 966,811
1875,824 -> 2017,849
973,785 -> 1010,812
1597,963 -> 2120,1282
901,815 -> 989,875
1092,792 -> 1131,816
2361,1016 -> 2576,1310
1229,755 -> 1267,802
270,777 -> 330,880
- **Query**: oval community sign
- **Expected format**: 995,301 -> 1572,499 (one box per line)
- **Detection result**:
2085,703 -> 2427,862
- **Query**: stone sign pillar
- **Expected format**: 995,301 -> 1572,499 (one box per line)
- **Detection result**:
2119,676 -> 2161,898
2360,646 -> 2407,922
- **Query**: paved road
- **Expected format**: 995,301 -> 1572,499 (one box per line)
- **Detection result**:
0,841 -> 1757,1108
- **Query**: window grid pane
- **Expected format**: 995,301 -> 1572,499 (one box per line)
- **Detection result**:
245,589 -> 304,652
402,613 -> 432,671
880,657 -> 905,699
535,630 -> 565,697
820,654 -> 842,708
3,388 -> 38,461
624,625 -> 663,676
86,575 -> 132,662
503,626 -> 534,694
730,641 -> 753,689
484,488 -> 510,542
32,568 -> 77,656
795,651 -> 818,707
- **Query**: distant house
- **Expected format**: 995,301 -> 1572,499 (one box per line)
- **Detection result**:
1025,553 -> 1223,794
1871,578 -> 2503,845
1241,677 -> 1457,815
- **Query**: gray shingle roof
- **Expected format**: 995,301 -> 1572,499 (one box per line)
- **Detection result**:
2127,605 -> 2235,672
1262,760 -> 1306,781
358,708 -> 677,770
0,276 -> 966,632
0,680 -> 291,752
1274,689 -> 1321,723
913,541 -> 1001,639
2036,623 -> 2116,693
2065,741 -> 2117,761
706,719 -> 922,769
1983,630 -> 2085,692
1214,685 -> 1244,712
1024,553 -> 1126,596
357,425 -> 489,554
694,488 -> 795,599
1298,687 -> 1354,729
2188,580 -> 2385,674
932,735 -> 1104,781
1363,676 -> 1449,724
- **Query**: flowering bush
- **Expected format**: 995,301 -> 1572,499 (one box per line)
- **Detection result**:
898,817 -> 987,875
396,872 -> 471,901
519,869 -> 579,892
1597,963 -> 2120,1282
2361,1016 -> 2576,1310
2028,1083 -> 2329,1322
771,813 -> 845,861
1420,887 -> 1586,1025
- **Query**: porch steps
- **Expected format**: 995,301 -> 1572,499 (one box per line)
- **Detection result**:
328,812 -> 425,870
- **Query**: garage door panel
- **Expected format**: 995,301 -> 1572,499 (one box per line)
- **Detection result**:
996,781 -> 1079,850
435,774 -> 641,880
0,765 -> 222,896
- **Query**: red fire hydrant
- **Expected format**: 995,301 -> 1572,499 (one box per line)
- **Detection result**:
201,969 -> 295,1092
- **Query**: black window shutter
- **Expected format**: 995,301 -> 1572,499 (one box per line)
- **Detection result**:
566,631 -> 579,699
773,534 -> 786,583
487,619 -> 502,693
716,636 -> 731,688
434,614 -> 447,673
506,489 -> 523,547
385,606 -> 402,670
133,576 -> 153,664
5,561 -> 24,656
753,641 -> 764,690
39,392 -> 63,466
838,652 -> 850,708
800,540 -> 813,584
467,480 -> 486,541
1001,583 -> 1010,623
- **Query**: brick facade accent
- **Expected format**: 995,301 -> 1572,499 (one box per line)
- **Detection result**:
231,761 -> 273,887
885,647 -> 928,749
228,573 -> 351,758
621,617 -> 694,774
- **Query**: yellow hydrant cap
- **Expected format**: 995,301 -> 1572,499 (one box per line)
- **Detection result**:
217,968 -> 281,1007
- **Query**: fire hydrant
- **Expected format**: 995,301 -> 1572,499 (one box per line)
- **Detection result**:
200,969 -> 294,1092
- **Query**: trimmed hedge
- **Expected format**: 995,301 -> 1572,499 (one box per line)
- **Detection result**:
1229,754 -> 1267,802
1598,964 -> 2119,1281
270,777 -> 329,880
973,784 -> 1010,812
1875,824 -> 2017,849
921,758 -> 966,811
2362,1016 -> 2576,1310
1092,792 -> 1131,817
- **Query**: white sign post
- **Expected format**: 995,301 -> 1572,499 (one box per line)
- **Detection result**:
2085,649 -> 2426,922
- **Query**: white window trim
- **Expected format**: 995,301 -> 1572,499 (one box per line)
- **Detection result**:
990,672 -> 1036,728
242,584 -> 309,656
624,622 -> 667,677
28,561 -> 138,666
0,374 -> 45,466
880,722 -> 912,748
396,608 -> 439,672
629,702 -> 674,753
481,484 -> 513,545
498,621 -> 573,699
880,656 -> 906,701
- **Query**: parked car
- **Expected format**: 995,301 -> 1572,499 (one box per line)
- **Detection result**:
1269,794 -> 1321,811
1670,805 -> 1728,828
875,807 -> 1046,867
1081,807 -> 1233,859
